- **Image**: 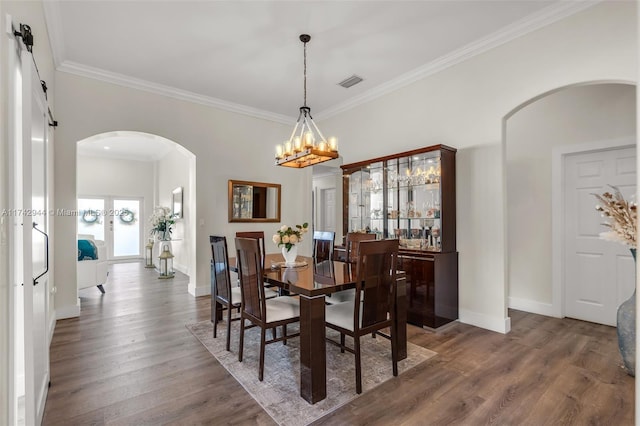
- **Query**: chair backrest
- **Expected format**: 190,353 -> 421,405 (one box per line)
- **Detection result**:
210,235 -> 232,304
235,237 -> 266,322
312,231 -> 335,261
345,232 -> 376,263
236,231 -> 266,266
354,239 -> 399,331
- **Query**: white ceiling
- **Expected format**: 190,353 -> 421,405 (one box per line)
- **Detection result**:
55,1 -> 598,162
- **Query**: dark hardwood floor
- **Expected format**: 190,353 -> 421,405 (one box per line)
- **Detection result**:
43,262 -> 634,425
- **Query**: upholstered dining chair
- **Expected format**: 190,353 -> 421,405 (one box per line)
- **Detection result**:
210,235 -> 241,351
325,238 -> 400,394
345,232 -> 376,263
235,231 -> 278,299
312,231 -> 335,261
235,237 -> 301,381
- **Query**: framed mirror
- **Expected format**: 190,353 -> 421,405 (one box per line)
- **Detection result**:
172,187 -> 183,219
228,180 -> 281,223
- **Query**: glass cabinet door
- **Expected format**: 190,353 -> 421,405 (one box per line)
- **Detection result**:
342,145 -> 452,254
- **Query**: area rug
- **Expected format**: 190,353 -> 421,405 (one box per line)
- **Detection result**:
186,320 -> 436,426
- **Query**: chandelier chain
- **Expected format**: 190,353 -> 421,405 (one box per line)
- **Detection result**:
303,40 -> 307,108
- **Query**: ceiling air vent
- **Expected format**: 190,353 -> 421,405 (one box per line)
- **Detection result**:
338,75 -> 364,88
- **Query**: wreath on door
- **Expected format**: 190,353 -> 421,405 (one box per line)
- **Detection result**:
81,209 -> 99,224
119,208 -> 136,224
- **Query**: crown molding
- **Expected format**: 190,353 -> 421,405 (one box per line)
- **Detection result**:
45,0 -> 601,125
57,60 -> 296,125
42,0 -> 65,68
316,0 -> 602,121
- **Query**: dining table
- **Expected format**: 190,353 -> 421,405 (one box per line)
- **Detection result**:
229,253 -> 407,404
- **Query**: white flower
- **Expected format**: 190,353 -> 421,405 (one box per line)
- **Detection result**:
289,234 -> 298,244
272,234 -> 281,244
280,225 -> 288,232
282,235 -> 290,244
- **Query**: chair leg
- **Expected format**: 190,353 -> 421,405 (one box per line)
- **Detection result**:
282,324 -> 287,345
97,284 -> 105,294
355,336 -> 362,394
340,333 -> 346,353
238,318 -> 245,362
391,325 -> 398,377
213,302 -> 219,339
225,303 -> 232,352
259,328 -> 266,381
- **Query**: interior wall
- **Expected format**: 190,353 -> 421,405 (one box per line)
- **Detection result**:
157,146 -> 192,274
506,83 -> 637,315
76,154 -> 155,252
53,71 -> 312,310
318,1 -> 637,332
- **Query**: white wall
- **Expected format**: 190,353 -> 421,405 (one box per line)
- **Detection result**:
157,146 -> 193,274
506,83 -> 636,315
53,71 -> 312,310
319,2 -> 637,332
77,155 -> 155,244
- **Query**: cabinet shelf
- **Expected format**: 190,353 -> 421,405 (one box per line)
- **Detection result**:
341,144 -> 458,328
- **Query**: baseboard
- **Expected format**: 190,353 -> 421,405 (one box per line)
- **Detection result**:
459,308 -> 511,334
48,313 -> 56,345
174,262 -> 187,274
55,298 -> 81,319
188,282 -> 210,297
508,296 -> 557,317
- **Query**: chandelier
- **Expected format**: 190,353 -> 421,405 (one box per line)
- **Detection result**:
275,34 -> 339,168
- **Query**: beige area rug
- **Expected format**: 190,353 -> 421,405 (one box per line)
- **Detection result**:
186,320 -> 436,426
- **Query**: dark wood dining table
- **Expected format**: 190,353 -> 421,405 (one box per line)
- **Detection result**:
230,253 -> 407,404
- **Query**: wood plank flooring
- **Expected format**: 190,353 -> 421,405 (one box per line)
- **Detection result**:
43,262 -> 634,425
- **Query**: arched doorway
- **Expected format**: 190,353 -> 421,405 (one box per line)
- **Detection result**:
502,82 -> 636,323
76,131 -> 197,295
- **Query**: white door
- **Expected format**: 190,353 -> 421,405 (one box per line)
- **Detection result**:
78,196 -> 143,260
564,146 -> 636,325
320,188 -> 336,233
9,42 -> 50,425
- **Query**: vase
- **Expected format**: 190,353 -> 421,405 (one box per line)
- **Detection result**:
617,248 -> 636,377
157,230 -> 171,241
282,244 -> 298,266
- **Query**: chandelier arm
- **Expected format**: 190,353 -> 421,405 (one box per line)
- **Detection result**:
308,117 -> 328,143
288,110 -> 304,143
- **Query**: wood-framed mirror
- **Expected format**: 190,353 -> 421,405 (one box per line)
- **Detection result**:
228,180 -> 281,223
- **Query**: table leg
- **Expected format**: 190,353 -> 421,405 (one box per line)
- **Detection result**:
299,295 -> 326,404
394,276 -> 407,360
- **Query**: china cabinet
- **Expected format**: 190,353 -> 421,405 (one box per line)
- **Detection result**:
340,145 -> 458,328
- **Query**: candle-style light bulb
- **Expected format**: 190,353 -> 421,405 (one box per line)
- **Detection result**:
303,131 -> 314,147
328,137 -> 338,151
294,136 -> 302,152
284,141 -> 292,155
276,144 -> 283,159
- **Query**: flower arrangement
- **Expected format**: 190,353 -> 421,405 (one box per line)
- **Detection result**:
149,206 -> 176,241
272,222 -> 309,252
593,185 -> 637,248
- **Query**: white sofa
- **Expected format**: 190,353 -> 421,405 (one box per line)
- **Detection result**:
77,234 -> 108,293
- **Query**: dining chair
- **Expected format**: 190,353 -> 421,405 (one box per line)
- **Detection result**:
324,238 -> 400,394
210,235 -> 241,351
312,231 -> 335,261
235,231 -> 278,299
235,237 -> 301,381
345,232 -> 376,263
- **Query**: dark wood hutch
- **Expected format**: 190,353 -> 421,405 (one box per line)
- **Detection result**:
339,145 -> 458,328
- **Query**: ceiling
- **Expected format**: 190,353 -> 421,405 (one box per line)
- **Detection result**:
58,1 -> 597,162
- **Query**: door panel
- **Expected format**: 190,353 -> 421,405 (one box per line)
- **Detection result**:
78,196 -> 143,260
564,147 -> 636,326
